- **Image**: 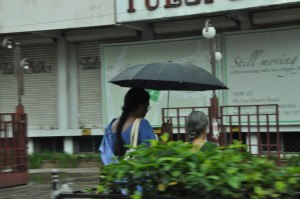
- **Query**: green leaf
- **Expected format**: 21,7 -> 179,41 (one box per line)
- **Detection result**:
271,193 -> 281,198
171,170 -> 181,177
149,139 -> 158,147
254,186 -> 265,196
116,170 -> 125,180
274,181 -> 287,192
96,185 -> 105,194
226,167 -> 238,175
187,162 -> 197,170
160,133 -> 169,142
81,188 -> 93,193
288,177 -> 297,184
157,183 -> 166,191
168,181 -> 178,186
207,175 -> 220,180
227,176 -> 241,189
204,159 -> 212,167
131,190 -> 142,199
249,172 -> 262,181
287,166 -> 300,174
187,171 -> 204,178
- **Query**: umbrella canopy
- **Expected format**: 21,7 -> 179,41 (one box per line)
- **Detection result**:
109,62 -> 228,91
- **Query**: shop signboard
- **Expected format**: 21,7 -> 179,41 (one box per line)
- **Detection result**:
116,0 -> 300,23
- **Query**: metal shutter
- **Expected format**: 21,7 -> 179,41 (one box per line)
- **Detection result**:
0,48 -> 18,113
0,44 -> 57,130
76,41 -> 103,128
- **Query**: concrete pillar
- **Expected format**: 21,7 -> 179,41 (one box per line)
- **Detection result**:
27,138 -> 34,154
67,43 -> 79,129
64,137 -> 74,154
57,39 -> 68,130
246,133 -> 258,154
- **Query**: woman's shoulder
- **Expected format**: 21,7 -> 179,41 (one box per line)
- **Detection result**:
137,118 -> 156,142
139,118 -> 153,128
105,118 -> 117,132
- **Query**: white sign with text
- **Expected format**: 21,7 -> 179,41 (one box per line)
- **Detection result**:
101,37 -> 223,127
223,27 -> 300,124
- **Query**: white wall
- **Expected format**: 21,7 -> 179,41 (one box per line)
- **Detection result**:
0,0 -> 115,33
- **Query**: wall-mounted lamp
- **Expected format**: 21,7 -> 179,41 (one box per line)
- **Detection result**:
20,58 -> 30,71
2,37 -> 18,49
209,51 -> 223,63
202,20 -> 216,39
215,51 -> 223,62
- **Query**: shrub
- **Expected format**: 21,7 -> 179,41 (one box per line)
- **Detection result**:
28,152 -> 99,169
99,136 -> 300,199
287,154 -> 300,167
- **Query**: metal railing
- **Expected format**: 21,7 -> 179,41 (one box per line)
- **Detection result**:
219,104 -> 281,164
161,104 -> 282,164
161,106 -> 211,141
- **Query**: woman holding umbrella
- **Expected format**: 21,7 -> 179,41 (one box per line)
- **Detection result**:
100,87 -> 156,164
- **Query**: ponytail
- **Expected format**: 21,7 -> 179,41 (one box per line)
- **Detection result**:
113,110 -> 128,156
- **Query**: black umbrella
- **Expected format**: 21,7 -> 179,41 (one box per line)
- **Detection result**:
109,62 -> 228,140
109,62 -> 228,91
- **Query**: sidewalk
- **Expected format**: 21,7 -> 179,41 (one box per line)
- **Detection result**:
0,168 -> 100,199
29,167 -> 100,174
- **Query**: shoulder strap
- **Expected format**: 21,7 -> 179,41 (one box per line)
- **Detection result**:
130,118 -> 142,147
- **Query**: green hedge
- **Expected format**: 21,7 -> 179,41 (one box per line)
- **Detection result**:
287,154 -> 300,167
28,152 -> 100,169
99,135 -> 300,199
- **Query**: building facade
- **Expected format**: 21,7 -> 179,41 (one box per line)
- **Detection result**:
0,0 -> 300,154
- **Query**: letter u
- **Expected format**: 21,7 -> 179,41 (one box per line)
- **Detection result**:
146,0 -> 159,10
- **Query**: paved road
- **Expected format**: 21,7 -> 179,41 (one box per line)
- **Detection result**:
0,168 -> 100,199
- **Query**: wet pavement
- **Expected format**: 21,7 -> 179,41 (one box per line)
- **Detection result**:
0,168 -> 100,199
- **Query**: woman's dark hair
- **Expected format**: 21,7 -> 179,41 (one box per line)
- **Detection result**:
113,87 -> 150,156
